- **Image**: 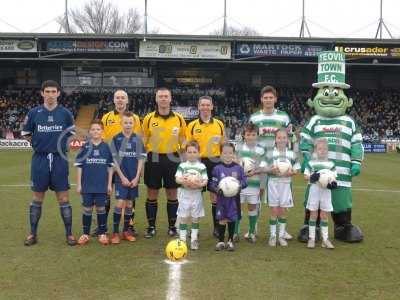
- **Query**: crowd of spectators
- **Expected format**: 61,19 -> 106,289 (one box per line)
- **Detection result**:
350,90 -> 400,142
96,87 -> 226,118
0,89 -> 80,139
2,86 -> 400,143
218,86 -> 400,142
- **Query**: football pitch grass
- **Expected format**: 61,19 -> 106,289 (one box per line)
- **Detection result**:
0,150 -> 399,300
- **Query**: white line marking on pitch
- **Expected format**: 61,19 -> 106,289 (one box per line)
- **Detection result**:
164,259 -> 189,300
292,186 -> 400,193
1,184 -> 400,193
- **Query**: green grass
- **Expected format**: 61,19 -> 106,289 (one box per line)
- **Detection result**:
1,151 -> 400,299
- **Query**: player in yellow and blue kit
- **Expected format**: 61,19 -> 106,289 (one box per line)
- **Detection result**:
22,80 -> 77,246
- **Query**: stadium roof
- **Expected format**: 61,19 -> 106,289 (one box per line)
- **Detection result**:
1,32 -> 400,44
1,33 -> 400,67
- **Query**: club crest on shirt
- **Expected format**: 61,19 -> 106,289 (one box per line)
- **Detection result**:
152,122 -> 158,127
212,136 -> 221,144
48,115 -> 54,123
93,149 -> 100,156
172,127 -> 179,136
195,128 -> 202,134
126,142 -> 132,149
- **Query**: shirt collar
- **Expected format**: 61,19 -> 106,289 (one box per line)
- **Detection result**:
42,104 -> 59,112
199,116 -> 214,124
155,109 -> 174,119
222,162 -> 235,168
261,108 -> 276,116
113,109 -> 120,115
122,132 -> 136,139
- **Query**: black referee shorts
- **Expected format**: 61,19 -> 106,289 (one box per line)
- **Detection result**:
201,157 -> 220,192
144,152 -> 180,189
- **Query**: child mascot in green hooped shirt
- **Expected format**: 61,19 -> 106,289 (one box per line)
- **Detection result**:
298,51 -> 364,243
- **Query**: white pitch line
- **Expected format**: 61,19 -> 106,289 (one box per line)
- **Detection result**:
291,186 -> 400,193
1,184 -> 400,193
164,259 -> 188,300
343,188 -> 400,193
0,184 -> 32,187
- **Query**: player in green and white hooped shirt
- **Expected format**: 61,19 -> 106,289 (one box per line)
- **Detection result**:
304,138 -> 337,249
175,141 -> 208,250
235,123 -> 267,243
249,85 -> 291,155
249,85 -> 293,240
266,130 -> 300,247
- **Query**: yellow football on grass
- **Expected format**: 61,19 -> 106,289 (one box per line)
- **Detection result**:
165,239 -> 188,261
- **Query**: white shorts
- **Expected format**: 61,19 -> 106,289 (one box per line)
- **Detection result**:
306,184 -> 333,212
267,180 -> 293,208
177,189 -> 205,218
240,187 -> 260,205
240,193 -> 260,205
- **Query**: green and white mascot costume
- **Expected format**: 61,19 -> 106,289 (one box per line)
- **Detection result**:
299,51 -> 364,243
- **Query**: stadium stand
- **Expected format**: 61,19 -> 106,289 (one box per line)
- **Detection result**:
0,89 -> 80,139
1,87 -> 399,142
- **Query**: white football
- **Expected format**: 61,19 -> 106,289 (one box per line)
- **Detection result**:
318,169 -> 337,188
218,176 -> 240,197
184,170 -> 201,185
241,157 -> 256,174
276,160 -> 292,175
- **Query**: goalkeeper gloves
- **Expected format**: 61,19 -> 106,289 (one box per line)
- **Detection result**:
351,164 -> 361,176
327,181 -> 338,190
310,172 -> 320,183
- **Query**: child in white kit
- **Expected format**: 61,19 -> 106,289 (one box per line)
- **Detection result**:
304,138 -> 337,249
266,129 -> 300,247
236,122 -> 267,244
175,140 -> 208,250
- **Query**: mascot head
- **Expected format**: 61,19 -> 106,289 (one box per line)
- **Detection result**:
308,86 -> 353,117
308,51 -> 353,118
